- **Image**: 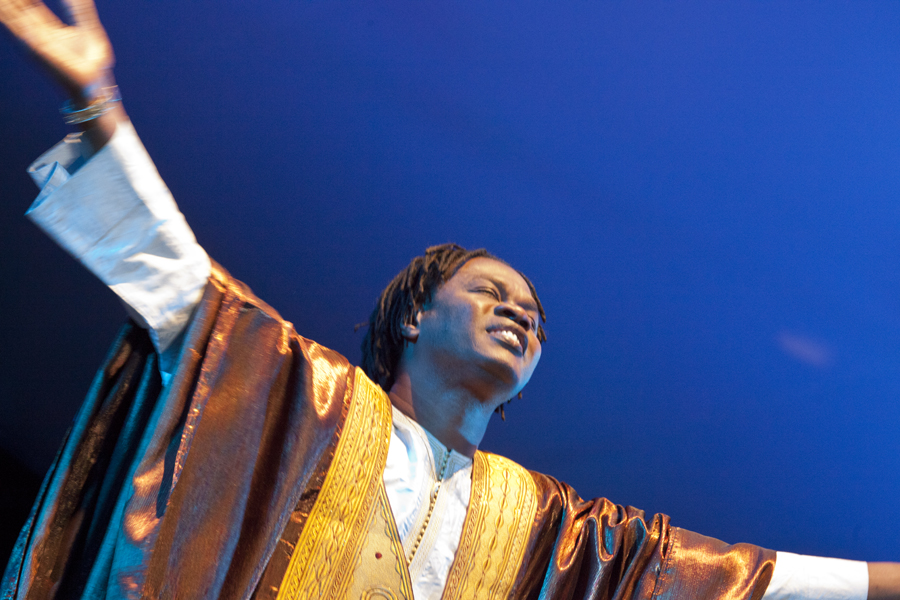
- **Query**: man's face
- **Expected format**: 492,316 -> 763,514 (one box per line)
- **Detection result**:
410,257 -> 543,400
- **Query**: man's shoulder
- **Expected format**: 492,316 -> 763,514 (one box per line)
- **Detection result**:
472,449 -> 565,501
206,260 -> 357,377
209,260 -> 286,324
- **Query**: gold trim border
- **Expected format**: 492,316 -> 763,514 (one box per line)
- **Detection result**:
276,369 -> 393,600
442,452 -> 538,600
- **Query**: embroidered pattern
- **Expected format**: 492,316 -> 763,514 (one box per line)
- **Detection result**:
276,369 -> 393,600
442,452 -> 537,600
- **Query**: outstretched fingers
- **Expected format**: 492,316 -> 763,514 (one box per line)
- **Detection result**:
0,0 -> 66,49
0,0 -> 114,97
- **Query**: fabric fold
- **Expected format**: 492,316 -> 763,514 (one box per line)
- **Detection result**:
3,265 -> 776,600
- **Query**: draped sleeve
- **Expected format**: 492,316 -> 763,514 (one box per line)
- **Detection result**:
510,473 -> 776,600
2,263 -> 354,600
3,263 -> 777,600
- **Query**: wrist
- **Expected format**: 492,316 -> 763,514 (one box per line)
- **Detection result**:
63,73 -> 128,156
79,102 -> 127,157
61,85 -> 120,125
67,71 -> 117,108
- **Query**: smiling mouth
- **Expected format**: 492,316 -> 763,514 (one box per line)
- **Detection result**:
490,327 -> 525,354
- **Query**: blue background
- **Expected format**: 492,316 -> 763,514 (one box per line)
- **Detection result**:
2,1 -> 899,562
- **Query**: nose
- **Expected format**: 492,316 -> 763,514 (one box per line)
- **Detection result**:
496,303 -> 532,332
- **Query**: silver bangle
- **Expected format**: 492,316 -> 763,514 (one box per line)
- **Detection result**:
60,86 -> 121,125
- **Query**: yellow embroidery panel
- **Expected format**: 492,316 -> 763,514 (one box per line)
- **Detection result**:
442,452 -> 538,600
276,369 -> 411,600
340,484 -> 413,600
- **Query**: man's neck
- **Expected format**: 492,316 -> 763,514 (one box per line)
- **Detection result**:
388,372 -> 494,459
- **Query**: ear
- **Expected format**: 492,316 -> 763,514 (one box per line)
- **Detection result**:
400,308 -> 422,342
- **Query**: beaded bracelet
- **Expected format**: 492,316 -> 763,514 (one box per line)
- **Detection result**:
60,86 -> 121,125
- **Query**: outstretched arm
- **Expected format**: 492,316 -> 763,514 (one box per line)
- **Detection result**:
1,0 -> 209,358
0,0 -> 125,151
868,564 -> 900,600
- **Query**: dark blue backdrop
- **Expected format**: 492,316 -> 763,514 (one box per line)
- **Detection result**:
2,1 -> 899,562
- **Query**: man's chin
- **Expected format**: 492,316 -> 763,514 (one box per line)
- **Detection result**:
478,354 -> 524,386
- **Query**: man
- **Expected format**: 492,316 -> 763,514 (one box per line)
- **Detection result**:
1,1 -> 899,598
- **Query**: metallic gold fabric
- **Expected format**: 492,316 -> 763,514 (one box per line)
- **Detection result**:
443,452 -> 538,600
505,477 -> 776,599
3,265 -> 776,600
3,264 -> 353,599
276,370 -> 412,600
341,484 -> 413,600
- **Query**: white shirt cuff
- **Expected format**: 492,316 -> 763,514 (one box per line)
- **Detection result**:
763,551 -> 869,600
25,121 -> 211,354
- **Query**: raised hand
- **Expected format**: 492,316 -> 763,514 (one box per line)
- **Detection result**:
0,0 -> 123,149
0,0 -> 114,100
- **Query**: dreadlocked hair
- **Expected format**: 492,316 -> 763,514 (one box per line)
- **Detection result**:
360,243 -> 547,395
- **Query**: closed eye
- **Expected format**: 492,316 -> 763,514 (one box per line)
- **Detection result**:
475,287 -> 500,300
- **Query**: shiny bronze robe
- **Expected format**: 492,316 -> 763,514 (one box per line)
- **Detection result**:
2,265 -> 775,600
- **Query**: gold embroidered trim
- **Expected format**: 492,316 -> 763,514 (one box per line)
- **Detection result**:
276,369 -> 394,600
442,452 -> 537,600
341,483 -> 413,600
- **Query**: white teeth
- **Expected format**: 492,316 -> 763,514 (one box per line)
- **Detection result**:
496,329 -> 520,349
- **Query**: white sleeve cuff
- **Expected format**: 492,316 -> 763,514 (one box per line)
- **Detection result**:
763,551 -> 868,600
26,121 -> 211,354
